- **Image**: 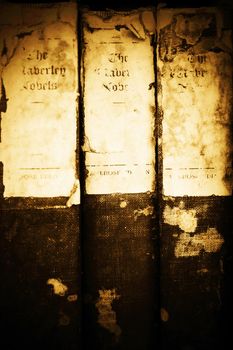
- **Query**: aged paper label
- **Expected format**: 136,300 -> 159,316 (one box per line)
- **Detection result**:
82,10 -> 156,194
157,8 -> 232,196
0,3 -> 79,199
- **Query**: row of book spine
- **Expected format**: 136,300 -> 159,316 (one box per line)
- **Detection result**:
0,2 -> 232,350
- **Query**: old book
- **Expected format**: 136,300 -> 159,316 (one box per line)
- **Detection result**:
0,2 -> 81,349
157,6 -> 233,349
80,7 -> 159,350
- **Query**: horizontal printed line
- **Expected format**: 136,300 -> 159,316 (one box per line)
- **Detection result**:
112,102 -> 125,104
86,164 -> 126,167
19,168 -> 60,170
165,167 -> 216,170
31,101 -> 44,104
86,164 -> 152,167
109,164 -> 125,166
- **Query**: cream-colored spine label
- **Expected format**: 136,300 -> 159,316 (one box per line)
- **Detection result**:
157,8 -> 232,196
0,3 -> 79,200
82,10 -> 156,194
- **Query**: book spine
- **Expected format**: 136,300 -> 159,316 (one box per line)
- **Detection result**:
157,7 -> 233,349
0,2 -> 81,349
80,8 -> 159,350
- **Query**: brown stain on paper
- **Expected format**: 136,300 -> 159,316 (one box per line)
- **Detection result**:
163,203 -> 197,233
163,202 -> 224,257
96,289 -> 121,340
47,278 -> 68,296
133,205 -> 154,221
174,228 -> 224,258
175,227 -> 224,258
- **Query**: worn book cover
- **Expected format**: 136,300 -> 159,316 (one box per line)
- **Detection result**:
157,6 -> 233,349
0,2 -> 81,349
80,7 -> 159,350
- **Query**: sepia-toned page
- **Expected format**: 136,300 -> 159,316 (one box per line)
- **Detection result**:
0,2 -> 79,199
82,9 -> 156,194
157,8 -> 232,196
